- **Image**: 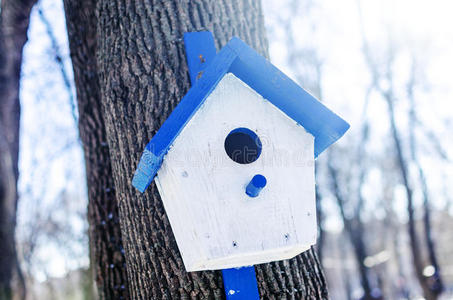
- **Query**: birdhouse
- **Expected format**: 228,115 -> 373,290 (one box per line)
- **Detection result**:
132,36 -> 349,272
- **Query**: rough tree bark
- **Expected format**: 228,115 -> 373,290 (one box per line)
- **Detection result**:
0,0 -> 37,299
63,0 -> 129,299
66,0 -> 328,298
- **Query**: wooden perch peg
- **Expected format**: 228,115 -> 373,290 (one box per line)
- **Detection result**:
246,174 -> 267,197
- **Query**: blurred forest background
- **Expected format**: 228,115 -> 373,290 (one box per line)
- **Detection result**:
2,0 -> 452,299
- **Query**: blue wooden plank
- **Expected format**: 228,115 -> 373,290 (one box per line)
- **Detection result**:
222,267 -> 260,300
183,32 -> 217,85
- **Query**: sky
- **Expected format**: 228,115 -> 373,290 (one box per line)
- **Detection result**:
18,0 -> 87,281
16,0 -> 453,281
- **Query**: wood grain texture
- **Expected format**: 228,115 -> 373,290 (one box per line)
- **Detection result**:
155,74 -> 316,271
63,0 -> 129,298
95,0 -> 328,298
0,0 -> 37,298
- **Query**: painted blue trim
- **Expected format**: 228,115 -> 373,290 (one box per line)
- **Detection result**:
132,149 -> 163,193
132,34 -> 349,193
183,32 -> 217,85
246,174 -> 267,197
222,267 -> 260,300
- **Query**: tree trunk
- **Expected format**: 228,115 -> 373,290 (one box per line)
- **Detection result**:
63,0 -> 129,299
0,0 -> 37,298
65,0 -> 328,298
0,123 -> 19,300
406,84 -> 443,297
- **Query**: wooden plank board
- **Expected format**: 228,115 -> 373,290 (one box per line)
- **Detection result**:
222,267 -> 260,299
183,32 -> 217,85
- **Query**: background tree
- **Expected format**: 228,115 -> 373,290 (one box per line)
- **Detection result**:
263,1 -> 452,298
63,0 -> 129,299
64,0 -> 329,298
0,0 -> 37,298
266,1 -> 379,298
358,19 -> 444,299
12,1 -> 93,299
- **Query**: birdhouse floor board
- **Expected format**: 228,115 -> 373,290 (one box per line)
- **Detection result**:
185,244 -> 312,271
155,73 -> 317,271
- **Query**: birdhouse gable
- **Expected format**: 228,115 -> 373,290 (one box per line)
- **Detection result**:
132,37 -> 349,193
154,72 -> 317,271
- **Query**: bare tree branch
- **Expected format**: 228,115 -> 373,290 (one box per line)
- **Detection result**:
37,4 -> 78,127
407,59 -> 444,295
356,1 -> 441,298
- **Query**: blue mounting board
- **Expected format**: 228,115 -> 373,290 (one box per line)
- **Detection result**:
222,267 -> 260,300
183,31 -> 217,85
184,32 -> 260,300
132,33 -> 349,193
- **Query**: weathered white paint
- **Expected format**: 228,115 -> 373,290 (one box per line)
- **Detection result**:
155,73 -> 316,271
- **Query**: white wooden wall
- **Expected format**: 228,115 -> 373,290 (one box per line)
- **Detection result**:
155,73 -> 316,271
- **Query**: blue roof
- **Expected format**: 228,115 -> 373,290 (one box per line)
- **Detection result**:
132,37 -> 350,193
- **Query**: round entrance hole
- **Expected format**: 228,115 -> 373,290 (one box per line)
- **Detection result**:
224,128 -> 262,164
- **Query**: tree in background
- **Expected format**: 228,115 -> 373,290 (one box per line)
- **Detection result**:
268,1 -> 380,298
357,2 -> 445,295
407,60 -> 444,296
11,1 -> 94,298
0,0 -> 37,298
63,0 -> 129,299
64,0 -> 328,298
360,42 -> 444,300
